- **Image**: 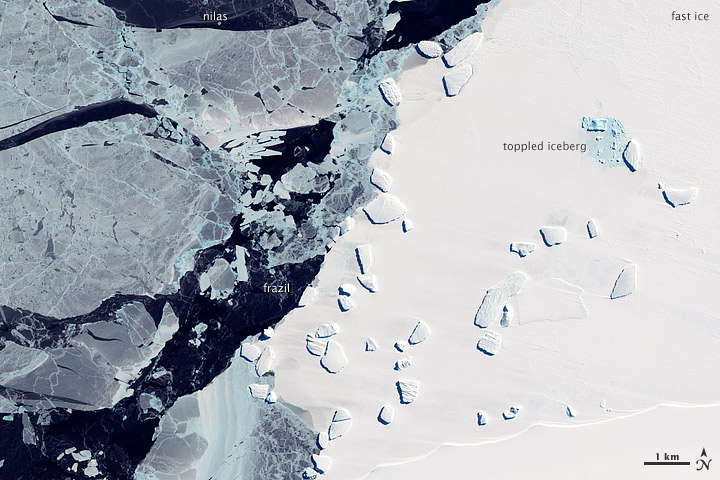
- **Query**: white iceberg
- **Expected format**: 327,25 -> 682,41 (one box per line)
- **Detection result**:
338,217 -> 356,236
328,408 -> 352,440
394,341 -> 407,352
378,78 -> 402,106
402,219 -> 415,233
248,383 -> 269,399
378,405 -> 395,424
408,321 -> 430,345
510,242 -> 536,257
474,271 -> 527,327
240,342 -> 261,362
380,132 -> 395,154
363,194 -> 408,224
394,356 -> 413,370
298,287 -> 317,307
311,454 -> 332,474
477,331 -> 502,355
355,244 -> 374,274
255,346 -> 275,376
338,296 -> 354,312
443,64 -> 473,96
587,219 -> 599,238
371,168 -> 394,192
623,140 -> 640,171
397,379 -> 419,404
503,406 -> 521,420
317,432 -> 329,450
321,341 -> 348,374
664,187 -> 698,207
315,323 -> 340,338
539,226 -> 567,246
500,304 -> 513,327
365,337 -> 378,352
357,274 -> 379,293
306,335 -> 327,356
610,264 -> 638,299
417,40 -> 443,58
443,32 -> 483,67
339,283 -> 357,296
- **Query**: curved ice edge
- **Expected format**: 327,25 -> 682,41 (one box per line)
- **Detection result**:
356,402 -> 720,480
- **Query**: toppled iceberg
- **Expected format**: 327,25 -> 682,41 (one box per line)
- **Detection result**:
363,194 -> 408,224
378,405 -> 395,424
371,168 -> 394,192
443,64 -> 473,96
306,335 -> 327,356
321,341 -> 348,374
663,187 -> 698,207
416,40 -> 443,58
396,379 -> 419,404
316,323 -> 340,338
582,116 -> 628,165
378,78 -> 402,106
474,271 -> 527,327
443,32 -> 483,67
408,321 -> 430,344
539,226 -> 567,246
255,347 -> 275,376
477,331 -> 502,355
365,338 -> 378,352
510,242 -> 536,257
328,409 -> 352,440
587,219 -> 599,238
394,357 -> 413,370
503,406 -> 521,420
357,274 -> 379,293
610,264 -> 637,299
623,139 -> 640,171
338,296 -> 354,312
380,132 -> 395,154
356,245 -> 374,274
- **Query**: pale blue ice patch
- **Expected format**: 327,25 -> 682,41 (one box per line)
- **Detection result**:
582,116 -> 629,166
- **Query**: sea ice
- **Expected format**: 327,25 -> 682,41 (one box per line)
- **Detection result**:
328,409 -> 352,440
255,346 -> 275,376
321,341 -> 349,374
477,411 -> 487,426
338,217 -> 356,236
408,321 -> 430,345
663,187 -> 698,207
539,226 -> 567,246
610,264 -> 638,299
510,242 -> 536,257
417,40 -> 443,58
587,219 -> 599,238
311,454 -> 332,474
363,194 -> 408,224
397,380 -> 419,404
378,405 -> 395,424
339,283 -> 357,296
477,331 -> 502,355
623,140 -> 640,171
394,341 -> 407,352
357,274 -> 379,293
371,168 -> 394,192
338,296 -> 354,312
298,287 -> 317,307
302,467 -> 319,479
378,78 -> 402,106
443,32 -> 483,67
380,132 -> 395,154
365,338 -> 378,352
315,323 -> 340,338
240,343 -> 261,362
474,271 -> 527,327
306,335 -> 327,356
356,245 -> 374,274
500,304 -> 513,327
443,64 -> 473,96
317,432 -> 329,450
503,406 -> 521,420
248,383 -> 269,399
395,357 -> 413,370
402,219 -> 414,233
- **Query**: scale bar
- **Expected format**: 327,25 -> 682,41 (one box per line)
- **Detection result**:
643,461 -> 690,466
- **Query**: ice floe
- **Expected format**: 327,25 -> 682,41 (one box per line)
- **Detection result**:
298,287 -> 317,307
394,341 -> 407,352
380,132 -> 395,154
316,323 -> 340,338
248,383 -> 269,399
240,342 -> 261,362
610,264 -> 637,299
623,140 -> 640,171
378,78 -> 402,106
503,406 -> 521,420
477,411 -> 488,426
255,346 -> 275,376
357,274 -> 379,293
394,357 -> 413,370
477,331 -> 502,355
339,283 -> 357,296
663,187 -> 698,207
306,335 -> 327,356
355,245 -> 374,274
443,32 -> 483,67
363,194 -> 408,224
587,219 -> 599,238
408,321 -> 430,345
397,380 -> 419,404
328,409 -> 352,440
371,168 -> 394,192
378,405 -> 395,424
443,64 -> 473,96
321,341 -> 349,374
317,432 -> 329,450
539,226 -> 567,246
338,296 -> 354,312
365,338 -> 378,352
500,304 -> 513,327
311,454 -> 332,474
510,242 -> 536,257
474,271 -> 527,327
416,40 -> 443,58
402,219 -> 414,233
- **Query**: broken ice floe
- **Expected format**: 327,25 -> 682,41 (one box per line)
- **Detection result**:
443,32 -> 483,67
394,357 -> 413,370
317,432 -> 329,450
357,274 -> 379,293
248,383 -> 270,399
477,331 -> 502,355
371,168 -> 394,192
307,335 -> 327,356
356,244 -> 374,274
240,343 -> 262,362
416,40 -> 443,58
500,304 -> 513,327
396,379 -> 419,404
255,346 -> 275,376
402,219 -> 414,233
298,287 -> 317,307
623,140 -> 640,171
378,78 -> 402,106
503,406 -> 521,420
339,283 -> 357,296
328,409 -> 352,440
365,338 -> 378,352
408,321 -> 430,345
316,323 -> 340,338
338,296 -> 354,312
477,411 -> 488,426
539,226 -> 567,246
363,193 -> 408,224
510,242 -> 536,257
394,341 -> 407,352
474,271 -> 527,328
311,454 -> 332,475
378,405 -> 395,424
610,264 -> 637,299
338,217 -> 356,236
380,132 -> 395,154
587,219 -> 599,238
663,187 -> 698,207
443,64 -> 473,97
321,341 -> 349,374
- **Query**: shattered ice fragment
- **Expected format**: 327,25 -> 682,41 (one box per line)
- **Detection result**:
610,264 -> 637,299
371,168 -> 394,192
443,64 -> 473,96
395,357 -> 413,370
566,405 -> 576,418
357,274 -> 379,293
306,335 -> 327,356
397,379 -> 419,404
477,411 -> 487,426
339,283 -> 357,296
443,32 -> 483,67
356,245 -> 374,274
338,296 -> 354,312
240,343 -> 261,362
510,242 -> 536,257
315,323 -> 340,338
503,406 -> 521,420
378,78 -> 402,106
587,219 -> 599,238
378,405 -> 395,424
500,304 -> 513,327
328,408 -> 352,440
311,454 -> 332,474
363,194 -> 408,224
302,467 -> 319,479
321,341 -> 348,374
402,219 -> 414,233
408,321 -> 430,345
663,187 -> 698,207
338,216 -> 356,236
623,140 -> 640,171
317,432 -> 329,450
248,383 -> 270,399
380,133 -> 395,154
265,391 -> 277,404
539,226 -> 567,246
255,346 -> 275,376
477,331 -> 502,355
365,337 -> 378,352
474,271 -> 527,327
261,327 -> 274,339
416,40 -> 443,58
298,287 -> 317,307
394,341 -> 407,352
